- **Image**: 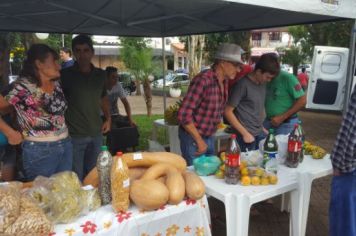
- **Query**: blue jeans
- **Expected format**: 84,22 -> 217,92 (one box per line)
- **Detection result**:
329,170 -> 356,236
22,137 -> 73,181
72,135 -> 103,181
178,127 -> 215,166
236,132 -> 266,152
263,117 -> 299,135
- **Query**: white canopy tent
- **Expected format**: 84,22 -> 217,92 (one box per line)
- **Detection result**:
1,0 -> 355,108
0,0 -> 355,36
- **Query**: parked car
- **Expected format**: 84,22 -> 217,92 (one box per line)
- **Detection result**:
281,64 -> 293,74
154,73 -> 190,88
297,64 -> 311,75
118,72 -> 136,95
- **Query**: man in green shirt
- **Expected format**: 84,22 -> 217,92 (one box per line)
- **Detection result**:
61,35 -> 111,180
264,68 -> 306,135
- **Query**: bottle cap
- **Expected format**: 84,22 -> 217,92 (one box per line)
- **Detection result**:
269,128 -> 274,133
101,146 -> 108,151
116,151 -> 123,157
230,134 -> 236,139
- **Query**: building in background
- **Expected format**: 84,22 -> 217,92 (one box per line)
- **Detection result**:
249,27 -> 293,66
91,36 -> 186,72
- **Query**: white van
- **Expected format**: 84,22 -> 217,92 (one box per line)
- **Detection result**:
306,46 -> 356,111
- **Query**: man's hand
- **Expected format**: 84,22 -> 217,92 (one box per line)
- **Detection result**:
128,118 -> 136,127
7,129 -> 23,145
101,119 -> 111,134
242,132 -> 255,144
271,115 -> 286,127
263,127 -> 269,135
194,139 -> 208,156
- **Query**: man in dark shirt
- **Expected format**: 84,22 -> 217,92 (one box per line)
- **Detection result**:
61,35 -> 111,180
177,43 -> 243,165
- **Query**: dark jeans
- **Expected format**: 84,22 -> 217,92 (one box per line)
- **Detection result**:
22,137 -> 72,181
236,132 -> 266,152
263,117 -> 299,135
178,127 -> 215,166
72,135 -> 103,181
329,169 -> 356,236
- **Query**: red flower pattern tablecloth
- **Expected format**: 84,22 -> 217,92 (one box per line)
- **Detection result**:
52,196 -> 211,236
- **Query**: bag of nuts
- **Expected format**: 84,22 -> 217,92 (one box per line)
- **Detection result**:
4,196 -> 52,235
0,182 -> 21,233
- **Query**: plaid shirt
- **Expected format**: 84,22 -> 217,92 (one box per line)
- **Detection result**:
177,70 -> 228,137
330,87 -> 356,173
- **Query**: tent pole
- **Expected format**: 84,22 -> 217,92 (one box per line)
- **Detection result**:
162,37 -> 167,112
343,19 -> 356,113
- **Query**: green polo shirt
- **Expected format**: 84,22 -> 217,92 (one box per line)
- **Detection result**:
265,70 -> 305,118
61,64 -> 107,137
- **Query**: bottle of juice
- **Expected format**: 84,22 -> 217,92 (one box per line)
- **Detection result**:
111,151 -> 130,212
224,134 -> 241,185
286,124 -> 301,168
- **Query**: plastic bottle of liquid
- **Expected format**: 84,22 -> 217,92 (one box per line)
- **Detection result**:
96,145 -> 113,205
298,121 -> 305,163
286,124 -> 301,168
263,129 -> 278,168
224,134 -> 241,185
111,151 -> 130,212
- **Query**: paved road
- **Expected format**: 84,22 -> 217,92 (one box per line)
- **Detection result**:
121,94 -> 341,236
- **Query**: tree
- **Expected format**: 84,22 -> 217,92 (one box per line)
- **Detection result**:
205,31 -> 251,63
278,46 -> 304,76
44,34 -> 72,52
187,35 -> 205,79
120,37 -> 154,116
288,20 -> 353,59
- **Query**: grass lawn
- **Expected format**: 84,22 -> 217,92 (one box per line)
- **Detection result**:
132,114 -> 170,151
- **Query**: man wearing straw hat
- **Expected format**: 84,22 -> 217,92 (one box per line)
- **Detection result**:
177,43 -> 243,165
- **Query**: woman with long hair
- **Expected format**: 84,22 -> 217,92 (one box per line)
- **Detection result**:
0,44 -> 72,181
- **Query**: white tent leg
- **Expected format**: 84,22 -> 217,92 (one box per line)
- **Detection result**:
344,20 -> 356,112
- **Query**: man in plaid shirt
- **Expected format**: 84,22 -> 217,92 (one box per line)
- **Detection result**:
177,43 -> 243,165
329,86 -> 356,236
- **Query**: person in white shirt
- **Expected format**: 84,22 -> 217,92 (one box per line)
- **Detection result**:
105,66 -> 135,127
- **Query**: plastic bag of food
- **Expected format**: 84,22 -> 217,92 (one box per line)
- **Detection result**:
5,196 -> 52,235
193,155 -> 221,176
23,185 -> 52,215
241,150 -> 263,167
0,182 -> 21,233
80,185 -> 101,214
33,175 -> 52,188
49,190 -> 82,223
50,171 -> 82,192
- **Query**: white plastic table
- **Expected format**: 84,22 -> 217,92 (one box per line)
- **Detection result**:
279,154 -> 333,236
197,168 -> 302,236
152,119 -> 181,155
152,119 -> 230,155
